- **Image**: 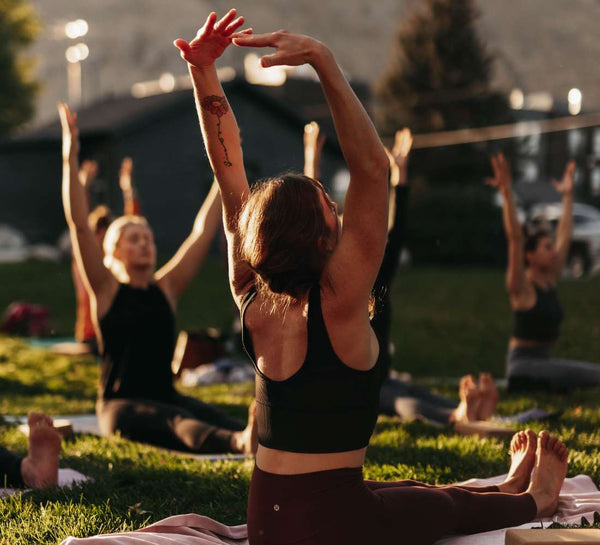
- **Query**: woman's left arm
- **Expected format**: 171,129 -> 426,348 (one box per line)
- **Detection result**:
155,179 -> 221,303
553,160 -> 575,279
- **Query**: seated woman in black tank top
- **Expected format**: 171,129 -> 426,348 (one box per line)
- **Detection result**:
176,10 -> 568,545
58,103 -> 256,454
487,153 -> 600,392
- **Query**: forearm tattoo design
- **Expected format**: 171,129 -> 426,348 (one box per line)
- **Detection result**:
201,95 -> 232,167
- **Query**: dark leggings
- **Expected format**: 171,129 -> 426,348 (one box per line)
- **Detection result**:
507,346 -> 600,392
248,466 -> 536,545
96,392 -> 245,454
0,446 -> 24,488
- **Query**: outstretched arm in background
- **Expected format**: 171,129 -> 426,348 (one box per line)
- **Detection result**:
376,128 -> 413,290
155,179 -> 222,304
552,160 -> 575,280
303,121 -> 325,180
233,30 -> 389,310
175,10 -> 253,306
119,157 -> 141,216
485,153 -> 525,298
59,103 -> 114,301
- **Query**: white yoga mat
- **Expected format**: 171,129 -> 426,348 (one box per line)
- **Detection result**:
1,468 -> 89,498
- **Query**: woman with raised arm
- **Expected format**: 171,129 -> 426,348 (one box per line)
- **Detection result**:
59,102 -> 256,454
304,123 -> 497,425
176,11 -> 568,544
488,153 -> 600,391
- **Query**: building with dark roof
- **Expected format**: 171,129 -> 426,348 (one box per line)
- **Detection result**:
0,78 -> 363,251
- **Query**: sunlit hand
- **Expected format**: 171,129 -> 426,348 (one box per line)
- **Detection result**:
385,128 -> 412,187
174,9 -> 251,68
57,102 -> 79,161
552,160 -> 575,196
304,122 -> 325,157
79,160 -> 98,189
304,121 -> 325,180
485,153 -> 512,195
119,157 -> 134,192
232,30 -> 327,68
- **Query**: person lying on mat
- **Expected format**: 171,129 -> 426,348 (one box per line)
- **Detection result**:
59,102 -> 256,455
176,9 -> 569,545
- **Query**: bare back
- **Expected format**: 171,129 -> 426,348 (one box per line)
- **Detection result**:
245,284 -> 378,474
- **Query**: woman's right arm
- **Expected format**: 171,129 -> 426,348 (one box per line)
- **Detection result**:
233,32 -> 389,307
486,153 -> 525,296
59,102 -> 114,298
175,10 -> 254,306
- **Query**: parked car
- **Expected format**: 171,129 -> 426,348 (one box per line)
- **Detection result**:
528,202 -> 600,278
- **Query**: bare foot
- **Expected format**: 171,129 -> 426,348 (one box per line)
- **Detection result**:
476,373 -> 499,421
231,400 -> 258,455
498,429 -> 537,494
450,375 -> 481,423
20,412 -> 61,489
527,431 -> 569,517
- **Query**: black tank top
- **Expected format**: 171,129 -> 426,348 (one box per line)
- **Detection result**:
512,283 -> 564,343
240,284 -> 386,453
99,283 -> 176,400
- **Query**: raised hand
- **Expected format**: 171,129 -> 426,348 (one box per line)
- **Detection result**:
79,160 -> 98,189
552,160 -> 575,196
57,102 -> 79,162
385,128 -> 412,187
233,30 -> 327,68
174,9 -> 251,68
119,157 -> 134,192
485,153 -> 512,195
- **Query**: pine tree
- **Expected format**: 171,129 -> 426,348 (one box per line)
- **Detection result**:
0,0 -> 40,137
376,0 -> 509,136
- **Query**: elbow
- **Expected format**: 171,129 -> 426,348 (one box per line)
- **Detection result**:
356,149 -> 390,182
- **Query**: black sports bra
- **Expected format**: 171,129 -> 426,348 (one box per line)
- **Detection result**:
240,284 -> 386,454
513,283 -> 563,343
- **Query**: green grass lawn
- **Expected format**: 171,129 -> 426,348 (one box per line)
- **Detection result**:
0,261 -> 599,543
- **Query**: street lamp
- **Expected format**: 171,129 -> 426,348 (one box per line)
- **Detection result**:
568,88 -> 582,116
64,19 -> 89,106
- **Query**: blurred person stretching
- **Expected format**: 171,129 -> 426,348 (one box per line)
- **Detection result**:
59,102 -> 256,454
488,153 -> 600,391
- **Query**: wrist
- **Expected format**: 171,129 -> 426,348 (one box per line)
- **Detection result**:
310,42 -> 334,71
189,63 -> 218,81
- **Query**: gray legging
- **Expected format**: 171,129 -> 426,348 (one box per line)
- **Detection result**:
507,346 -> 600,392
378,377 -> 458,426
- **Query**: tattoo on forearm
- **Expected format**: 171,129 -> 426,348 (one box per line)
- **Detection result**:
201,95 -> 232,167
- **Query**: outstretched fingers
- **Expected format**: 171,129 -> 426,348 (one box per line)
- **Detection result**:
223,16 -> 246,36
232,32 -> 279,48
214,9 -> 238,33
197,12 -> 217,38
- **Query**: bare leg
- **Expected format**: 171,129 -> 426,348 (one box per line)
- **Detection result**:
477,373 -> 499,421
231,400 -> 258,454
20,412 -> 61,489
526,431 -> 569,517
450,375 -> 480,422
497,429 -> 537,493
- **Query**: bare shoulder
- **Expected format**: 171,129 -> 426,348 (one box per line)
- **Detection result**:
319,281 -> 376,371
510,279 -> 536,311
154,276 -> 177,313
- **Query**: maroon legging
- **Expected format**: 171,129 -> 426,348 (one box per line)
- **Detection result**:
248,465 -> 536,545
